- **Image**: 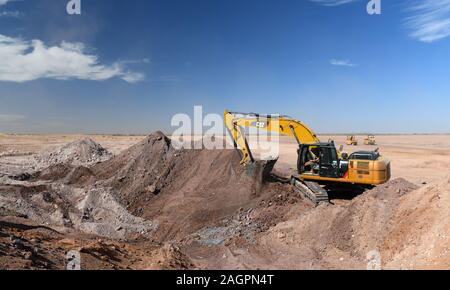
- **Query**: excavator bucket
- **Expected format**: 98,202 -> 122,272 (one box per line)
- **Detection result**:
246,158 -> 278,188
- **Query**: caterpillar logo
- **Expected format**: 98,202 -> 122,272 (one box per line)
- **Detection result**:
253,122 -> 267,129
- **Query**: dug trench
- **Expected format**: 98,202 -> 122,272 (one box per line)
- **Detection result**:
1,132 -> 449,269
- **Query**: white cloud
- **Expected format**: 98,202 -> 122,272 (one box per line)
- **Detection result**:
330,59 -> 357,67
121,72 -> 145,83
0,0 -> 13,6
0,34 -> 145,83
0,10 -> 21,18
309,0 -> 358,7
0,114 -> 27,123
405,0 -> 450,43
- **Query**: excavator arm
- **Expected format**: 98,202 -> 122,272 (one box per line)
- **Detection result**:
224,110 -> 320,165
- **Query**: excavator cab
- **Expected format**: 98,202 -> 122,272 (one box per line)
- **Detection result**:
298,143 -> 342,178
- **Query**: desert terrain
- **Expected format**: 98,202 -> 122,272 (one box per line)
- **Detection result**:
0,133 -> 449,269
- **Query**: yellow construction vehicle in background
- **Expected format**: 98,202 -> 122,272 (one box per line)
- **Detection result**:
364,135 -> 377,145
224,110 -> 391,205
346,135 -> 358,146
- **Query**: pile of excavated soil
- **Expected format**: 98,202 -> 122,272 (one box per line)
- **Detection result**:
254,178 -> 420,269
2,132 -> 289,243
0,184 -> 74,228
35,138 -> 112,167
383,176 -> 450,269
80,132 -> 292,241
0,181 -> 157,240
87,132 -> 178,203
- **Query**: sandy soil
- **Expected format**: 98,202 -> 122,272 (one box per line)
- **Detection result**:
0,134 -> 144,156
0,133 -> 449,270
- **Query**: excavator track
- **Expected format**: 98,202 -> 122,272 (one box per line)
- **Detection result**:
291,178 -> 329,206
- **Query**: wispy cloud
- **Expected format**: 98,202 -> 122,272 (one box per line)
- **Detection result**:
122,72 -> 145,83
0,10 -> 22,18
0,0 -> 18,6
405,0 -> 450,43
0,113 -> 27,123
0,34 -> 145,83
330,59 -> 357,67
309,0 -> 359,7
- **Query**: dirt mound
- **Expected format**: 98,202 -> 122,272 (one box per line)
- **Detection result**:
35,138 -> 112,167
71,132 -> 287,241
0,184 -> 73,228
257,178 -> 419,269
34,164 -> 94,185
2,132 -> 285,244
89,132 -> 177,202
383,176 -> 450,269
90,132 -> 272,202
0,182 -> 157,240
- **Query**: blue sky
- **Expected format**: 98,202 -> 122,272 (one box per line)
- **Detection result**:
1,0 -> 450,134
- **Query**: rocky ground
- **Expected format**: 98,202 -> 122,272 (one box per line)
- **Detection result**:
0,133 -> 449,269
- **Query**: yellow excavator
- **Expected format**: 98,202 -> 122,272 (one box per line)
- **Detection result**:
346,135 -> 358,146
364,135 -> 377,145
224,110 -> 391,205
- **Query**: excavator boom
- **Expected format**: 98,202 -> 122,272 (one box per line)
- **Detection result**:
224,110 -> 320,165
